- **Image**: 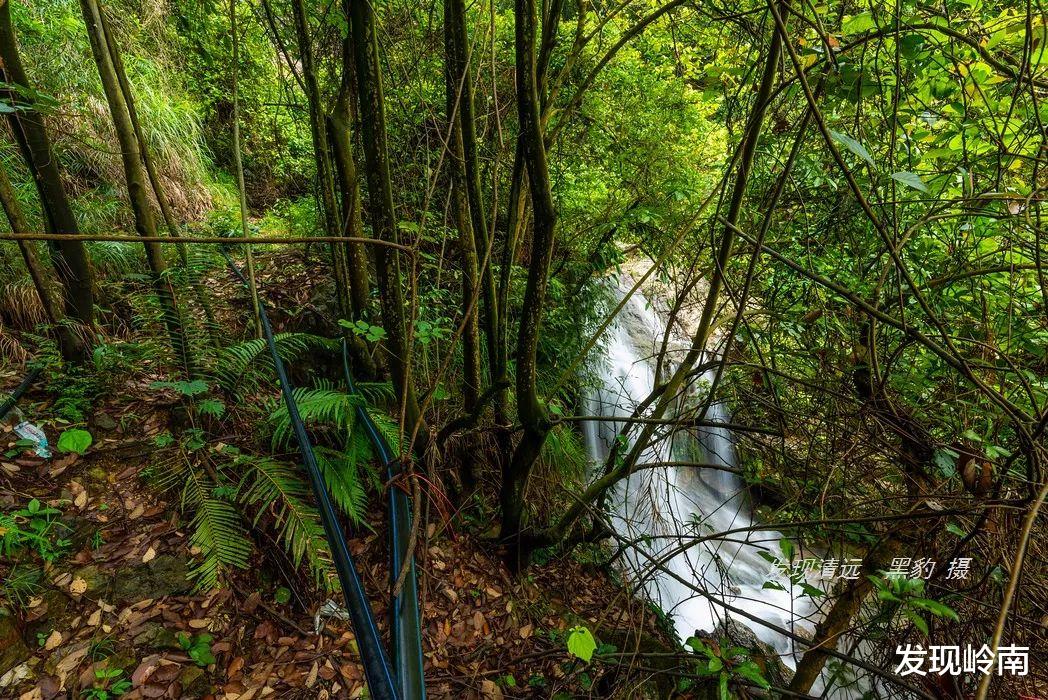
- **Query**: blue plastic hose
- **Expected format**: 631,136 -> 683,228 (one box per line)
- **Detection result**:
223,252 -> 400,700
341,340 -> 426,700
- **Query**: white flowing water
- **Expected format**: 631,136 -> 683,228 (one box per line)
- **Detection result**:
583,276 -> 820,666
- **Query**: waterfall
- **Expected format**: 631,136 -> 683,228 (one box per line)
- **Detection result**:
583,275 -> 821,667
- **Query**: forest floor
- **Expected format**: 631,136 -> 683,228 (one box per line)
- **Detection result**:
0,253 -> 677,700
0,370 -> 674,699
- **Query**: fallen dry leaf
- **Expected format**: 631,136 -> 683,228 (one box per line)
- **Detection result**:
141,546 -> 156,563
43,629 -> 62,650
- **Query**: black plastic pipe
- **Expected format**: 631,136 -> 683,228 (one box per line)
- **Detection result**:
0,365 -> 43,422
223,252 -> 400,700
341,341 -> 426,700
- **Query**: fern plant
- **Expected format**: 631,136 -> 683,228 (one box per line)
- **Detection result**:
216,333 -> 337,395
236,452 -> 332,583
141,326 -> 397,589
148,443 -> 252,589
268,386 -> 392,527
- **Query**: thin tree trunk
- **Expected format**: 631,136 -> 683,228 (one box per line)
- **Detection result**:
330,40 -> 373,323
228,0 -> 262,336
445,0 -> 482,412
0,165 -> 61,326
499,0 -> 560,558
99,6 -> 221,344
445,0 -> 499,376
493,139 -> 527,455
0,0 -> 94,351
79,0 -> 193,375
289,0 -> 356,326
347,0 -> 429,454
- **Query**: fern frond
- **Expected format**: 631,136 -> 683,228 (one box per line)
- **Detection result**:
186,491 -> 252,589
216,333 -> 337,393
364,407 -> 402,458
355,381 -> 396,403
314,446 -> 371,527
540,424 -> 588,479
181,462 -> 251,589
238,456 -> 331,582
270,388 -> 362,448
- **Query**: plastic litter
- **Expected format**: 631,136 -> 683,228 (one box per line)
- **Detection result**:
314,598 -> 352,635
14,421 -> 51,458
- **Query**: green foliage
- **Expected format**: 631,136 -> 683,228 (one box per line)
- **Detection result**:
685,638 -> 771,698
183,471 -> 252,589
56,428 -> 92,454
150,379 -> 209,396
0,498 -> 70,563
339,319 -> 387,343
869,575 -> 960,636
0,566 -> 43,609
566,625 -> 597,663
177,632 -> 216,667
82,668 -> 132,699
216,333 -> 337,394
236,453 -> 331,582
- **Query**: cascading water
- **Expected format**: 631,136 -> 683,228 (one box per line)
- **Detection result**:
583,275 -> 824,677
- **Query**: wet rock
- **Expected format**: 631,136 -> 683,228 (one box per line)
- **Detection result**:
0,614 -> 30,675
111,555 -> 191,603
25,589 -> 70,639
703,618 -> 792,690
71,563 -> 109,597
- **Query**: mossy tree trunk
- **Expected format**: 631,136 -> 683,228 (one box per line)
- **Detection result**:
444,0 -> 483,413
347,0 -> 429,454
0,0 -> 94,358
79,0 -> 194,376
499,0 -> 560,563
0,165 -> 61,326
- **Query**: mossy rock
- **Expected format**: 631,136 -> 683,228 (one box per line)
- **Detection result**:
131,622 -> 182,650
177,664 -> 210,696
0,614 -> 31,676
110,555 -> 191,603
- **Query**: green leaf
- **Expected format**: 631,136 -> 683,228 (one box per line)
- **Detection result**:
911,598 -> 960,621
933,448 -> 959,475
198,399 -> 226,417
904,608 -> 929,635
686,637 -> 714,657
150,379 -> 209,396
734,661 -> 771,689
890,171 -> 929,192
57,429 -> 93,454
841,11 -> 876,34
566,625 -> 597,663
829,129 -> 875,167
946,522 -> 966,537
274,586 -> 292,604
